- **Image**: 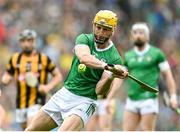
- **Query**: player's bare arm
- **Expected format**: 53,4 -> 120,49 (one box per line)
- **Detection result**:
107,78 -> 123,100
38,67 -> 62,94
161,69 -> 177,109
1,72 -> 12,96
96,64 -> 128,95
106,78 -> 123,114
95,70 -> 115,95
75,46 -> 128,77
1,71 -> 12,85
75,45 -> 106,69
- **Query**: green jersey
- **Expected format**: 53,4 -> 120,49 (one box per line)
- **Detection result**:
64,33 -> 122,100
124,45 -> 167,100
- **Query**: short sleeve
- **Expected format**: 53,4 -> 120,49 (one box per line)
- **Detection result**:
75,34 -> 89,46
157,50 -> 166,63
6,56 -> 15,75
47,56 -> 56,72
157,49 -> 170,71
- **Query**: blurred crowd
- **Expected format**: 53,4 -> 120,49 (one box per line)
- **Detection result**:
0,0 -> 180,130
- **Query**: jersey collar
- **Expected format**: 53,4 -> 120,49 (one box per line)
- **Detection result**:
94,41 -> 113,52
134,43 -> 150,56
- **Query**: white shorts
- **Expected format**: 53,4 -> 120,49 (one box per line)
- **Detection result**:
125,98 -> 158,115
42,87 -> 97,126
16,104 -> 41,123
94,99 -> 108,116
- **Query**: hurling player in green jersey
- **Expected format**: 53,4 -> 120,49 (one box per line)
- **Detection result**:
25,10 -> 128,131
122,22 -> 178,131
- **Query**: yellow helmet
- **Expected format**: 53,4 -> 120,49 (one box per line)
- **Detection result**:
93,10 -> 118,29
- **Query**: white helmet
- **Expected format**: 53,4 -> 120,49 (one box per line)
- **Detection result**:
19,29 -> 37,40
131,22 -> 150,40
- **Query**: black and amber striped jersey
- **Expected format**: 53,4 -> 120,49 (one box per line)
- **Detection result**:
6,51 -> 56,109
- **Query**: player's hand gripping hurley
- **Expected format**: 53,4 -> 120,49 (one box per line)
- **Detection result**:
104,64 -> 159,93
163,91 -> 180,115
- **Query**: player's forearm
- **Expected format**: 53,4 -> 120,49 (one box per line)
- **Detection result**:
163,70 -> 176,96
166,75 -> 176,96
79,54 -> 106,69
1,72 -> 12,85
163,70 -> 178,109
46,73 -> 62,91
96,77 -> 113,95
107,78 -> 122,100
